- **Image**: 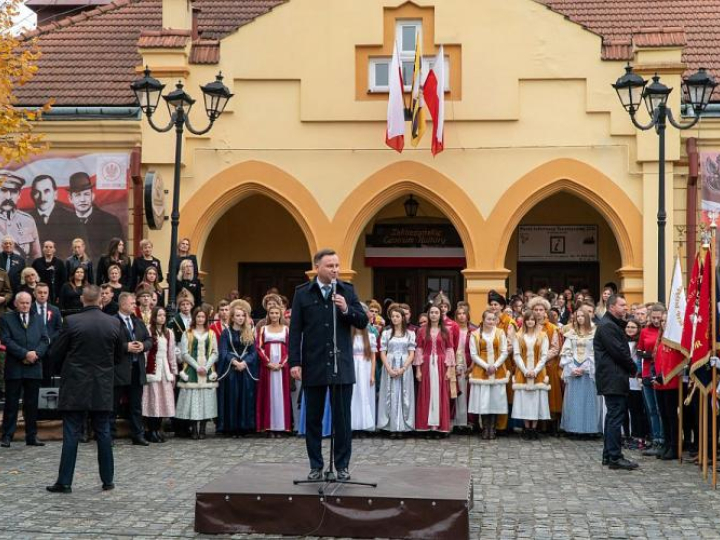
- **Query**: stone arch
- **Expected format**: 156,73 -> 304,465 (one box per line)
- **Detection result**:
331,161 -> 484,269
484,158 -> 643,270
179,160 -> 329,263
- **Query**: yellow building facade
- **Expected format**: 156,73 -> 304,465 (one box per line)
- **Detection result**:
28,0 -> 720,317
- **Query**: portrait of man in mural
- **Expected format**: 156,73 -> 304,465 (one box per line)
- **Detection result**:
29,174 -> 82,260
0,171 -> 42,261
67,171 -> 124,260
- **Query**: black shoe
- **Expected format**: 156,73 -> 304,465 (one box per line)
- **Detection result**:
147,431 -> 160,443
102,483 -> 115,491
602,457 -> 609,466
661,450 -> 679,461
46,483 -> 72,494
307,468 -> 323,481
608,458 -> 639,470
642,447 -> 662,457
1,436 -> 11,448
131,437 -> 150,446
26,438 -> 45,447
655,447 -> 668,459
337,468 -> 351,481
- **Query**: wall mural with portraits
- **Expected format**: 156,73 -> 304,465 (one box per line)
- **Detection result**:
0,152 -> 129,263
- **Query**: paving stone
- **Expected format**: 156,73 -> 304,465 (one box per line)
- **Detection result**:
1,432 -> 720,538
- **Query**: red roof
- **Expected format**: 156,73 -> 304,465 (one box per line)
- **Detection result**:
16,0 -> 286,106
538,0 -> 720,76
16,0 -> 720,106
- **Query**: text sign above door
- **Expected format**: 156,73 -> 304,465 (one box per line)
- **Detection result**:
518,225 -> 598,262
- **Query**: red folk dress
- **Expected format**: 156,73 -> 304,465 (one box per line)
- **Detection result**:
414,327 -> 456,433
255,325 -> 292,432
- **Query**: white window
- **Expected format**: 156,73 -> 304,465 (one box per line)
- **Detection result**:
368,19 -> 450,93
368,54 -> 451,94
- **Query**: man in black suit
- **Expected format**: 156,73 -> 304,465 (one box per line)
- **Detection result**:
112,291 -> 151,445
289,249 -> 368,481
29,175 -> 81,260
46,285 -> 124,493
33,282 -> 63,383
0,235 -> 25,291
32,241 -> 67,306
0,292 -> 50,448
67,172 -> 124,262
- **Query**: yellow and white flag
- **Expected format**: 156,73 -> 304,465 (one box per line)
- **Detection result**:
410,30 -> 426,147
663,255 -> 686,351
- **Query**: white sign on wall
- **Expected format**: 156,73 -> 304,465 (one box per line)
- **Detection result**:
518,225 -> 598,262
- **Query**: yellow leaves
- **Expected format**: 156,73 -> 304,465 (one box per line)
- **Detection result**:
0,0 -> 51,167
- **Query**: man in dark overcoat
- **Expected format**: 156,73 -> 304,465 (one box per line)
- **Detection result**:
594,294 -> 639,471
46,285 -> 124,493
0,292 -> 49,447
289,249 -> 368,481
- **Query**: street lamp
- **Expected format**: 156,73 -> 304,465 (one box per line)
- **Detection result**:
613,65 -> 717,303
131,67 -> 234,313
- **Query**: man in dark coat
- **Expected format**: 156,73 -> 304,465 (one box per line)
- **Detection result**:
289,249 -> 368,481
67,172 -> 124,263
112,291 -> 152,445
594,294 -> 639,470
31,240 -> 67,305
46,285 -> 124,493
0,292 -> 49,448
0,235 -> 25,291
33,282 -> 63,383
29,175 -> 82,260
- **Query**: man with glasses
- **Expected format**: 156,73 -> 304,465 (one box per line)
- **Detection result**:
0,171 -> 41,262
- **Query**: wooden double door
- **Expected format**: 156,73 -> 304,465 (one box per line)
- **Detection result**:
373,268 -> 464,319
239,262 -> 308,309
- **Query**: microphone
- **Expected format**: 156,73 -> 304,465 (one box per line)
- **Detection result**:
331,278 -> 337,295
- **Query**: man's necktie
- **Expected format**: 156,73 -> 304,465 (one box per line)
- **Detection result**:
40,304 -> 46,326
5,257 -> 9,273
322,285 -> 331,300
21,313 -> 27,327
125,316 -> 135,340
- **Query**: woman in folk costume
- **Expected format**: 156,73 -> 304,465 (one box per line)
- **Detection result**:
217,300 -> 259,436
434,292 -> 460,353
141,306 -> 177,443
377,304 -> 416,437
559,305 -> 599,436
511,310 -> 551,440
468,310 -> 509,440
256,304 -> 292,436
349,303 -> 377,434
414,305 -> 456,437
176,306 -> 219,440
528,296 -> 563,435
135,286 -> 153,327
487,290 -> 517,434
453,302 -> 474,431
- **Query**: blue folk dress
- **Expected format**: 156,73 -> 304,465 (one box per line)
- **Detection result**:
217,327 -> 258,434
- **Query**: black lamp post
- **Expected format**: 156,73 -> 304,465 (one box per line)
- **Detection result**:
131,67 -> 234,313
612,66 -> 717,303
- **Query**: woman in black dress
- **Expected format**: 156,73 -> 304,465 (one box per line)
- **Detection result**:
96,238 -> 132,288
177,258 -> 202,306
59,266 -> 87,317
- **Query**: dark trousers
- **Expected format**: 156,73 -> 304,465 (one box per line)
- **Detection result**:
111,363 -> 144,438
682,381 -> 698,452
57,410 -> 113,486
656,388 -> 679,455
305,384 -> 352,471
2,378 -> 41,440
603,394 -> 628,461
627,390 -> 648,439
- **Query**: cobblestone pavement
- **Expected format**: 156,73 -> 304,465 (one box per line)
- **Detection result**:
0,431 -> 719,539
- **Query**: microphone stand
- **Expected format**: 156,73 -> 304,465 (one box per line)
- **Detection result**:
294,278 -> 377,495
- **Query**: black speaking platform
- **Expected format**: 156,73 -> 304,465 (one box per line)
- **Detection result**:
195,463 -> 472,539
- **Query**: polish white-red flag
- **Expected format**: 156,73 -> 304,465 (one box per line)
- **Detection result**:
424,44 -> 445,156
385,41 -> 405,153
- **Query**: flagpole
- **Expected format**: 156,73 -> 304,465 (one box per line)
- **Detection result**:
677,244 -> 685,464
710,217 -> 717,488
